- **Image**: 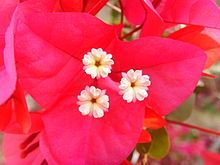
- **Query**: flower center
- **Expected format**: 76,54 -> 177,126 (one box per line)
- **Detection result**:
77,86 -> 109,118
131,82 -> 136,87
95,60 -> 101,67
82,48 -> 114,79
119,69 -> 151,103
91,98 -> 97,103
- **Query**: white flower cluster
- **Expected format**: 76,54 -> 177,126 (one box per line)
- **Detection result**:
77,48 -> 151,118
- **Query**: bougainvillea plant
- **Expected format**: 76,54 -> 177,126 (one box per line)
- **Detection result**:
0,0 -> 220,164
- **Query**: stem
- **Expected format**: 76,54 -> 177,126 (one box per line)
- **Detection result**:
202,72 -> 216,79
166,119 -> 220,136
106,2 -> 121,13
120,25 -> 143,39
119,0 -> 124,24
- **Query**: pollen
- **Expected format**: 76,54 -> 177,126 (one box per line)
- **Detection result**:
77,86 -> 109,118
82,48 -> 114,79
119,69 -> 151,103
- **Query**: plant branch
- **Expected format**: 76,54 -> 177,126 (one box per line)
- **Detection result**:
119,0 -> 124,24
106,2 -> 121,13
166,119 -> 220,136
120,25 -> 143,39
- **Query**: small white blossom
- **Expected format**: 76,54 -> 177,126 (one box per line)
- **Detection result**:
119,69 -> 151,103
82,48 -> 114,79
77,86 -> 109,118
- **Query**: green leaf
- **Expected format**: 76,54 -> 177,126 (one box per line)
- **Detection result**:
166,94 -> 195,121
148,127 -> 170,159
136,143 -> 151,154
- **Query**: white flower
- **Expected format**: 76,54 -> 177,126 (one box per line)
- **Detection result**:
77,86 -> 109,118
82,48 -> 114,79
119,69 -> 151,103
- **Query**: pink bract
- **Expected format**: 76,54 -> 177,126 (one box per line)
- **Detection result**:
0,83 -> 31,133
3,133 -> 44,165
159,0 -> 220,29
0,0 -> 18,105
122,0 -> 220,36
13,12 -> 206,163
121,0 -> 164,36
29,0 -> 108,14
0,0 -> 35,133
121,0 -> 146,25
3,113 -> 45,165
202,151 -> 220,165
14,12 -> 206,115
143,108 -> 166,129
138,108 -> 166,143
0,0 -> 111,133
169,25 -> 220,69
40,78 -> 145,164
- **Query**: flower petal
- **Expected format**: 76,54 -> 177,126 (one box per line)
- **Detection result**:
159,0 -> 220,29
0,99 -> 13,131
110,37 -> 206,115
0,0 -> 18,104
59,0 -> 83,12
2,112 -> 44,165
16,12 -> 117,60
3,131 -> 45,165
144,107 -> 166,129
40,78 -> 145,164
138,130 -> 151,143
58,0 -> 108,14
121,0 -> 146,25
85,0 -> 108,15
2,112 -> 43,134
169,25 -> 220,69
14,13 -> 117,107
202,151 -> 220,165
141,0 -> 165,36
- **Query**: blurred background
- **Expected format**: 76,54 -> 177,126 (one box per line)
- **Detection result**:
0,0 -> 220,164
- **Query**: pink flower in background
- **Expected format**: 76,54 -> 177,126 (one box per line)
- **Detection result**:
122,0 -> 220,36
178,141 -> 205,156
167,124 -> 206,157
122,0 -> 220,68
158,0 -> 220,29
